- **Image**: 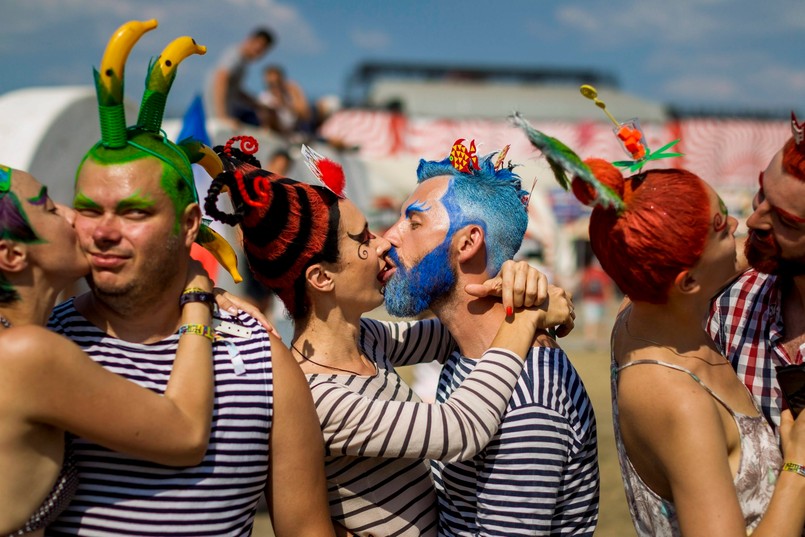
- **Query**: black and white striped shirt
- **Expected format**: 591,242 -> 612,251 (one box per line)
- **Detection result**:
46,300 -> 273,537
432,346 -> 599,536
309,318 -> 527,536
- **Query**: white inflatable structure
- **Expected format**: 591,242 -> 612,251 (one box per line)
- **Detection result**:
0,86 -> 137,204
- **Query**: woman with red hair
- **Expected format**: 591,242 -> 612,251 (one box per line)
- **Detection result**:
574,158 -> 805,536
513,102 -> 805,534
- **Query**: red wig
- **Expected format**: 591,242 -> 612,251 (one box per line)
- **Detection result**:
782,137 -> 805,182
576,159 -> 711,304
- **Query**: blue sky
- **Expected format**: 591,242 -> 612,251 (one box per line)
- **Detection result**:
1,0 -> 803,118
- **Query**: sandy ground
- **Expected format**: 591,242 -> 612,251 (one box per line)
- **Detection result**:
252,306 -> 637,536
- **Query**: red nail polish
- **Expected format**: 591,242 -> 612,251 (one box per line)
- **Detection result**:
506,306 -> 513,317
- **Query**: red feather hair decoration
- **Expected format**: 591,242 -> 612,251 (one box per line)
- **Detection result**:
301,145 -> 346,198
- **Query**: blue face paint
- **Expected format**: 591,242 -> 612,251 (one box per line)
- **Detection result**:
384,237 -> 456,317
404,200 -> 430,219
415,151 -> 529,276
385,149 -> 529,317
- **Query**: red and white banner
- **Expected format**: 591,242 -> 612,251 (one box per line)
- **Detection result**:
322,110 -> 789,190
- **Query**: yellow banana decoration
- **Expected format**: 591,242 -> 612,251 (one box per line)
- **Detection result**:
138,35 -> 206,133
98,19 -> 158,96
195,147 -> 224,179
197,226 -> 243,283
177,139 -> 239,281
179,139 -> 224,179
156,36 -> 206,79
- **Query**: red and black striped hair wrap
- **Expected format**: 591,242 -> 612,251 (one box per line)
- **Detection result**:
205,136 -> 341,318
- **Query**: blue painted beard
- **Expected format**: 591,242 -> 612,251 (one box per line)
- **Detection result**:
384,236 -> 457,318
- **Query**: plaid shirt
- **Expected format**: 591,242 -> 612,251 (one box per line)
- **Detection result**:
708,269 -> 803,427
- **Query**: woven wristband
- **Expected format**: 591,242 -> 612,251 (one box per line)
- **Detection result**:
178,323 -> 215,342
783,462 -> 805,478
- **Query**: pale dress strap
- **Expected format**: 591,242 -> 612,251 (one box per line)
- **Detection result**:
618,359 -> 741,414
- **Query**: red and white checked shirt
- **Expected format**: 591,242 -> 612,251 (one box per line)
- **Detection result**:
708,269 -> 804,427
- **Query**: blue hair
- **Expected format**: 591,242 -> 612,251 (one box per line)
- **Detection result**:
415,151 -> 528,275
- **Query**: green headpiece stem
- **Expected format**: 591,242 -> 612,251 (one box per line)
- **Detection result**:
137,87 -> 168,133
96,99 -> 128,149
137,37 -> 207,133
94,19 -> 158,148
85,22 -> 240,283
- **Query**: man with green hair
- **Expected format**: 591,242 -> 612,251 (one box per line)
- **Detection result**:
46,20 -> 333,537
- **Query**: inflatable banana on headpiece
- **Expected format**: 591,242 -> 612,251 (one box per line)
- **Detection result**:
94,19 -> 157,149
137,36 -> 207,133
88,20 -> 241,283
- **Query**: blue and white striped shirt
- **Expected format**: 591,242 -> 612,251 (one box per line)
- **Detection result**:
431,346 -> 599,536
46,300 -> 273,537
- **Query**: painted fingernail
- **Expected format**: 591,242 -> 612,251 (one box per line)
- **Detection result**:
506,306 -> 513,317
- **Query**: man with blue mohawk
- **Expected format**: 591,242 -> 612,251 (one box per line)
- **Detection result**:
383,138 -> 600,536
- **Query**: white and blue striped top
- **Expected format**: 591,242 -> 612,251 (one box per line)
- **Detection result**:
310,318 -> 528,537
45,300 -> 273,537
431,346 -> 599,536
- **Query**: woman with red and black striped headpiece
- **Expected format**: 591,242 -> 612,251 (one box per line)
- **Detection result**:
204,136 -> 574,536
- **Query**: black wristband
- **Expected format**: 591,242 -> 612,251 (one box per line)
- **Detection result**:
180,291 -> 215,310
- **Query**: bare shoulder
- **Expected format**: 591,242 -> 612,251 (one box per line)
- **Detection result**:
0,326 -> 85,402
0,325 -> 73,365
616,356 -> 723,437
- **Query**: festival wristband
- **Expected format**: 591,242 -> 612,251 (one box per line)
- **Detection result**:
783,462 -> 805,478
180,291 -> 215,310
183,287 -> 208,294
178,323 -> 215,342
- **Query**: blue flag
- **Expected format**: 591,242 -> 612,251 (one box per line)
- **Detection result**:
178,94 -> 211,146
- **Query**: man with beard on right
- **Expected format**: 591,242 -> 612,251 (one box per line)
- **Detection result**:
382,139 -> 599,536
709,113 -> 805,427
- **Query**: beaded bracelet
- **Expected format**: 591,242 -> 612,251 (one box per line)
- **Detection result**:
178,323 -> 215,342
783,462 -> 805,478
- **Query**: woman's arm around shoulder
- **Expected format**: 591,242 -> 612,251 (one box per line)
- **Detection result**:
3,260 -> 216,466
1,321 -> 213,466
360,316 -> 456,367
